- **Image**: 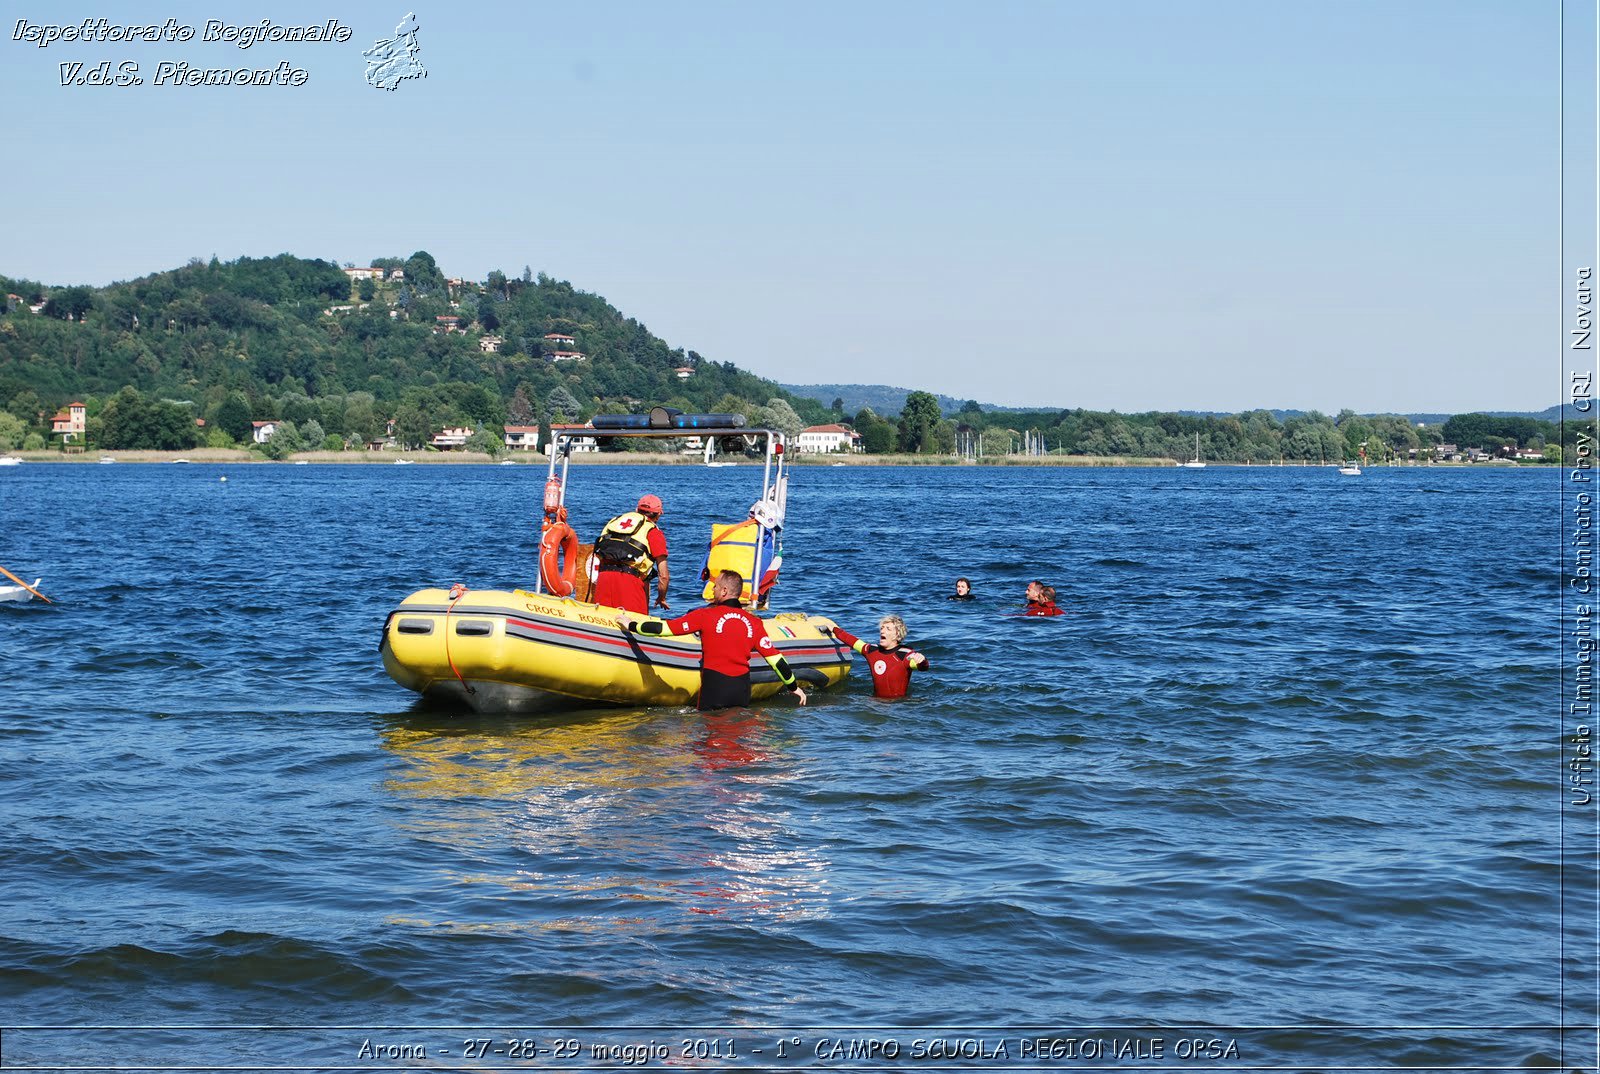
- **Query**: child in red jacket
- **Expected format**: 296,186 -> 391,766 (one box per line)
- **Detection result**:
825,615 -> 929,699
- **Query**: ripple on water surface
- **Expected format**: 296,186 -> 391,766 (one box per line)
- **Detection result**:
0,464 -> 1563,1058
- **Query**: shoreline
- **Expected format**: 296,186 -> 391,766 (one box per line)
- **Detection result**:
1,448 -> 1543,468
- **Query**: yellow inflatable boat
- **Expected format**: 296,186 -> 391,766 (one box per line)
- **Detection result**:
380,408 -> 854,713
380,587 -> 852,712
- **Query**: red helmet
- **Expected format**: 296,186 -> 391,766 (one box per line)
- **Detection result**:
637,494 -> 663,516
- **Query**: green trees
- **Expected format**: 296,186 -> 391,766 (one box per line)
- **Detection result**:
0,411 -> 25,450
465,427 -> 504,456
508,384 -> 535,423
981,427 -> 1017,456
215,391 -> 253,442
853,407 -> 897,454
95,387 -> 202,450
259,421 -> 305,460
343,396 -> 380,443
1442,413 -> 1556,452
0,254 -> 831,443
897,391 -> 943,453
544,385 -> 582,425
403,251 -> 446,297
42,286 -> 94,321
7,253 -> 1554,469
750,397 -> 804,437
393,404 -> 432,450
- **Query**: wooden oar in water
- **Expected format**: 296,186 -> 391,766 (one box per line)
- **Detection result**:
0,565 -> 51,603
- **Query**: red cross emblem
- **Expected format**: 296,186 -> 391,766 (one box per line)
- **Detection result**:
617,518 -> 636,531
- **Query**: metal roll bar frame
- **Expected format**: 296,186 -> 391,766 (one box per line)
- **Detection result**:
538,417 -> 789,606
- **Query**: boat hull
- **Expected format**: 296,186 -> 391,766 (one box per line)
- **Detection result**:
380,588 -> 852,712
0,578 -> 41,603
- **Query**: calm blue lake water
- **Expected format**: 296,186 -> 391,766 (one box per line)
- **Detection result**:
0,462 -> 1572,1069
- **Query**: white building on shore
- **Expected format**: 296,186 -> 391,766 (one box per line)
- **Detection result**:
795,424 -> 862,454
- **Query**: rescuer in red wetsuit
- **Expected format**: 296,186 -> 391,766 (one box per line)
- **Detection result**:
592,493 -> 670,614
616,569 -> 807,710
823,615 -> 930,699
1024,580 -> 1064,617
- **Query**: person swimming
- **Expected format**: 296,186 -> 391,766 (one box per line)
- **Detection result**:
1024,580 -> 1063,617
948,577 -> 975,601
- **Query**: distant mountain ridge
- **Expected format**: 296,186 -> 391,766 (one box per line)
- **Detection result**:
782,382 -> 1573,424
780,383 -> 1025,416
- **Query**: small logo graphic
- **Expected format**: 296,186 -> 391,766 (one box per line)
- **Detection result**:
363,12 -> 425,91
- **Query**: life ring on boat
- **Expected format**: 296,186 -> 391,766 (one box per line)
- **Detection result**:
540,521 -> 579,596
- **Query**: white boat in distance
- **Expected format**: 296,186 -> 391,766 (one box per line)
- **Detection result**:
1178,433 -> 1206,469
1338,464 -> 1362,476
0,456 -> 22,467
394,459 -> 415,465
98,457 -> 116,464
0,578 -> 42,602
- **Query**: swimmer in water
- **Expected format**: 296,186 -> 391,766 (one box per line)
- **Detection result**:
949,577 -> 975,601
1024,581 -> 1063,617
822,614 -> 929,699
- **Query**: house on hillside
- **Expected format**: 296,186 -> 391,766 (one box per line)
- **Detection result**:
504,425 -> 540,452
549,351 -> 586,363
543,332 -> 577,346
50,402 -> 87,443
431,427 -> 473,450
343,267 -> 382,282
795,423 -> 862,454
251,420 -> 279,444
479,335 -> 504,353
674,366 -> 695,379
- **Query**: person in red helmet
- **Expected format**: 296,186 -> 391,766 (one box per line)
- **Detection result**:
592,493 -> 670,614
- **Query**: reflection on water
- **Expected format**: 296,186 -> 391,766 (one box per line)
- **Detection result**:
378,709 -> 832,930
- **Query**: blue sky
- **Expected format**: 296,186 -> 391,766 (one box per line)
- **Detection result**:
0,1 -> 1576,412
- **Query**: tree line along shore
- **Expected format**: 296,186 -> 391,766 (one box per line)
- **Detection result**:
0,252 -> 1569,466
2,448 -> 1534,468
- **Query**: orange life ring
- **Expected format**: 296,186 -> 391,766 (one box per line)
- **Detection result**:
540,521 -> 579,596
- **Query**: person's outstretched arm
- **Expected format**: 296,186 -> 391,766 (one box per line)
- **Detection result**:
826,625 -> 870,655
